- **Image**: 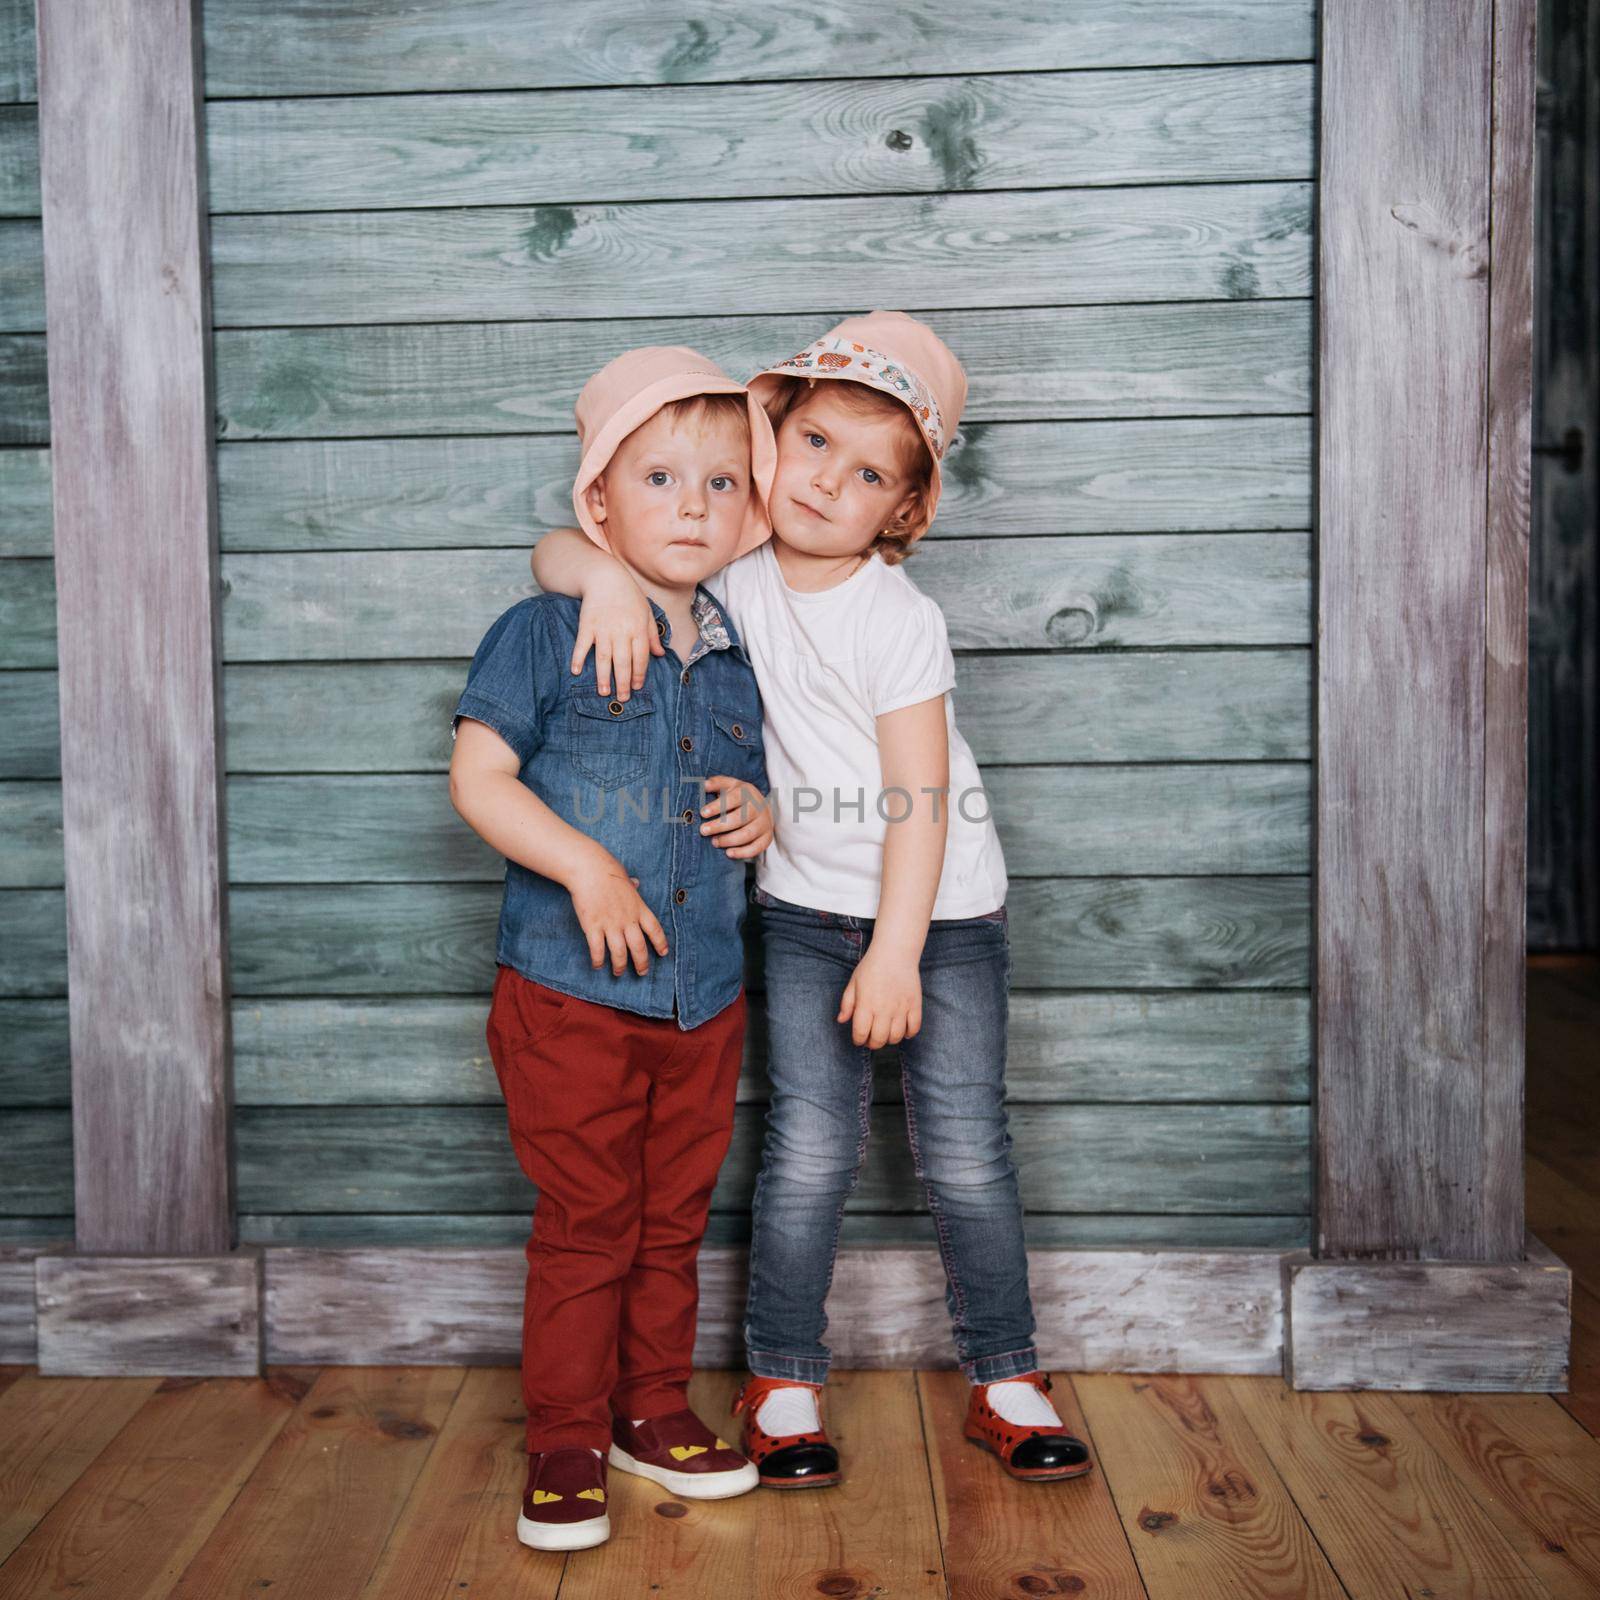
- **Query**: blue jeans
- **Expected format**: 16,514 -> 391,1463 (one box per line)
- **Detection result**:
742,886 -> 1040,1384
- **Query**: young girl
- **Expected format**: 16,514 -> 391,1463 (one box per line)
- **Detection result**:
529,312 -> 1093,1488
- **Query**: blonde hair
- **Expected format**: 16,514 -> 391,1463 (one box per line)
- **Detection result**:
656,390 -> 751,440
760,375 -> 934,565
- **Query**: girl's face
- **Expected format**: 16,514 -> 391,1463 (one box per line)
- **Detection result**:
769,383 -> 922,558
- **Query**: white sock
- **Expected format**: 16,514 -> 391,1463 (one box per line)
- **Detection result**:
591,1447 -> 603,1457
981,1377 -> 1062,1427
754,1383 -> 821,1436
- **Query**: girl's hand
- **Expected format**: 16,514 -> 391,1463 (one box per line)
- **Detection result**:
699,776 -> 773,859
570,572 -> 663,700
837,948 -> 922,1048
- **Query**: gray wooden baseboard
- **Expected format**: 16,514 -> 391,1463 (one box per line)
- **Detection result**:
32,1250 -> 263,1377
3,1240 -> 1570,1388
263,1244 -> 1288,1374
1282,1235 -> 1571,1392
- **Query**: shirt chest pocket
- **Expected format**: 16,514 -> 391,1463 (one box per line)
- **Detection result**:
708,703 -> 766,788
567,691 -> 655,789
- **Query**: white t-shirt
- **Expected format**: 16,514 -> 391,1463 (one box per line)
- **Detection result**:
706,539 -> 1008,920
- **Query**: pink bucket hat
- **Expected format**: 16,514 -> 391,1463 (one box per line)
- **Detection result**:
746,310 -> 968,526
572,345 -> 777,560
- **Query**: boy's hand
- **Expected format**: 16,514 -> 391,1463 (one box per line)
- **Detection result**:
837,947 -> 923,1048
570,570 -> 662,700
699,776 -> 773,859
567,855 -> 670,977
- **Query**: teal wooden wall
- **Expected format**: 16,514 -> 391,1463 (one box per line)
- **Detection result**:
0,0 -> 1316,1249
0,1 -> 68,1244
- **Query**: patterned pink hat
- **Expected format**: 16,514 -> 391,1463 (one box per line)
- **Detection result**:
572,346 -> 777,560
746,310 -> 968,526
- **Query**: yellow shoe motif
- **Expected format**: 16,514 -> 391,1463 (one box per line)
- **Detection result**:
576,1487 -> 606,1501
530,1489 -> 563,1505
668,1444 -> 708,1461
714,1438 -> 730,1450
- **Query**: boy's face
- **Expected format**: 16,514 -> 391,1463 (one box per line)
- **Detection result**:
769,383 -> 922,558
584,406 -> 751,586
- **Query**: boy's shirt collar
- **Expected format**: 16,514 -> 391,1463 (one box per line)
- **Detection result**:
644,585 -> 750,668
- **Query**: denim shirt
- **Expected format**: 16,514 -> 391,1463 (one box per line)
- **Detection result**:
451,585 -> 766,1030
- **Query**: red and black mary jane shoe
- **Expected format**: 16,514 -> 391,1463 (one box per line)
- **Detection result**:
731,1375 -> 842,1490
963,1372 -> 1095,1482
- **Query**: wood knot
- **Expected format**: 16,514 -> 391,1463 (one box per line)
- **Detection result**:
1356,1431 -> 1390,1449
654,1501 -> 688,1518
1139,1509 -> 1178,1533
816,1576 -> 861,1597
377,1416 -> 435,1440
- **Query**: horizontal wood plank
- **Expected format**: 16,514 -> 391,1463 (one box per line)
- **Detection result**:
0,446 -> 50,549
221,762 -> 1312,885
236,1102 -> 1310,1215
213,418 -> 1312,549
0,100 -> 36,215
219,876 -> 1309,994
199,65 -> 1312,213
236,652 -> 1313,771
0,1210 -> 1311,1250
0,779 -> 60,885
35,1252 -> 263,1376
0,669 -> 56,778
4,532 -> 1312,666
0,336 -> 46,441
0,989 -> 1313,1108
0,888 -> 64,996
211,302 -> 1312,440
198,534 -> 1309,667
205,184 -> 1311,328
260,1244 -> 1291,1374
5,1101 -> 1311,1218
198,0 -> 1316,97
0,0 -> 33,102
3,651 -> 1312,782
4,875 -> 1310,997
1284,1248 -> 1571,1391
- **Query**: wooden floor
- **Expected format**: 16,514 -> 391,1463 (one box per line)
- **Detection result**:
2,959 -> 1597,1599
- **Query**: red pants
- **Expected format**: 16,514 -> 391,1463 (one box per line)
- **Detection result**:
485,963 -> 746,1453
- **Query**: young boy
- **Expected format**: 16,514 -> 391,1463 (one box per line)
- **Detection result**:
448,347 -> 778,1552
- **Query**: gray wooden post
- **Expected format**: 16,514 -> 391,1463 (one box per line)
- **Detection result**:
32,0 -> 259,1374
1286,0 -> 1569,1388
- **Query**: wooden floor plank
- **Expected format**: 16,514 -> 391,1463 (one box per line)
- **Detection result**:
164,1365 -> 466,1599
555,1370 -> 759,1599
0,1372 -> 160,1564
359,1364 -> 560,1598
919,1368 -> 1146,1599
0,1366 -> 29,1402
1224,1376 -> 1554,1598
738,1369 -> 946,1600
0,1368 -> 318,1600
1387,1389 -> 1600,1599
1074,1372 -> 1342,1600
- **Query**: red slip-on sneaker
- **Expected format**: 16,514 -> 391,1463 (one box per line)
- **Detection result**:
963,1372 -> 1094,1482
608,1407 -> 759,1499
517,1446 -> 611,1551
731,1375 -> 842,1490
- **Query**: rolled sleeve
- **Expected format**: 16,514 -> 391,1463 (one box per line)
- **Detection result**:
870,597 -> 958,717
451,600 -> 549,765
